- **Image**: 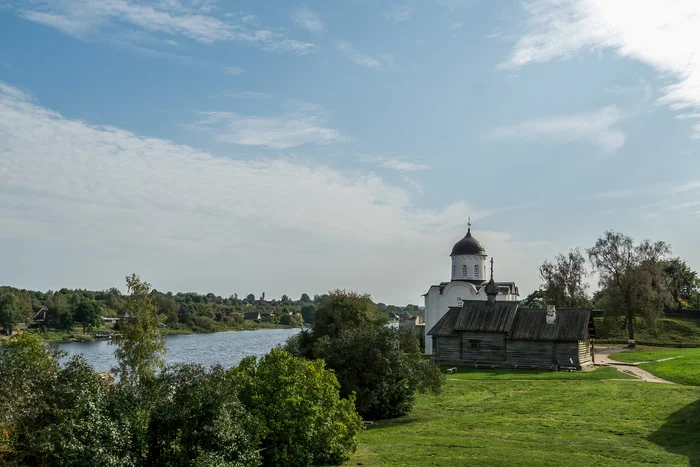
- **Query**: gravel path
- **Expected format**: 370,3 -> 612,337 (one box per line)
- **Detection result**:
593,346 -> 675,384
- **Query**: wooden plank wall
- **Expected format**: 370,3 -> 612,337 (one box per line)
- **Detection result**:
435,336 -> 461,361
507,340 -> 553,366
554,342 -> 579,367
459,332 -> 506,363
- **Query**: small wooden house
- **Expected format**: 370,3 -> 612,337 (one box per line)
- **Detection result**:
428,278 -> 596,370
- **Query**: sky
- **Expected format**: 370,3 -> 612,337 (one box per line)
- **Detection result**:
1,0 -> 700,305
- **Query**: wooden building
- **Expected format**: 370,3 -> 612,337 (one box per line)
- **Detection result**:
428,276 -> 595,370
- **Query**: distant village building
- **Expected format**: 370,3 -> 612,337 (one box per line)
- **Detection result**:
424,222 -> 595,370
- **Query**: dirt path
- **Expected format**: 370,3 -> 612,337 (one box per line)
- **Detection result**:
593,347 -> 675,384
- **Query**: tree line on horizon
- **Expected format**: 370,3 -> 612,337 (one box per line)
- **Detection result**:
0,283 -> 423,336
523,230 -> 700,346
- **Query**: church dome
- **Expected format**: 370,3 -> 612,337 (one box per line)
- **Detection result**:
450,228 -> 486,256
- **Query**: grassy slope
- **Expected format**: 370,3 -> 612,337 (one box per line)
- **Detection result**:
610,347 -> 700,387
348,371 -> 700,466
595,317 -> 700,344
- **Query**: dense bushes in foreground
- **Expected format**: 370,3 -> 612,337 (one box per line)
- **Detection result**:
0,334 -> 361,467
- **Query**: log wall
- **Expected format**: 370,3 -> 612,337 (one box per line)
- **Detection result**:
507,340 -> 554,367
459,332 -> 506,363
434,336 -> 461,361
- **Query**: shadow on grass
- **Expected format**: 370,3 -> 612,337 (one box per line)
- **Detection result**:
648,400 -> 700,466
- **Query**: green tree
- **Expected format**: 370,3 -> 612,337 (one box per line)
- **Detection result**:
299,293 -> 311,303
232,349 -> 363,467
299,304 -> 315,323
158,297 -> 180,325
520,289 -> 546,308
112,274 -> 167,383
312,290 -> 386,341
74,300 -> 102,334
314,325 -> 443,420
588,231 -> 672,347
0,333 -> 64,462
14,357 -> 135,467
47,291 -> 73,331
0,293 -> 23,335
146,364 -> 261,467
663,257 -> 699,309
538,248 -> 590,307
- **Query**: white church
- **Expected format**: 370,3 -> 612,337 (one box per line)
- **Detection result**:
423,222 -> 519,354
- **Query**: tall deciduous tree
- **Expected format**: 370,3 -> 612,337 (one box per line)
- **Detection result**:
112,274 -> 167,383
74,300 -> 102,334
663,257 -> 699,309
311,290 -> 386,341
538,248 -> 590,308
588,231 -> 672,347
0,293 -> 23,335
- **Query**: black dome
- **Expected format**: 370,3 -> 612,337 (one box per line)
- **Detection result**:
450,229 -> 486,256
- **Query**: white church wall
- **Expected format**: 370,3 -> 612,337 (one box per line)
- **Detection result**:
451,255 -> 487,281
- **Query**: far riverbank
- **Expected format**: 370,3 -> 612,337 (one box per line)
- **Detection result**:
1,322 -> 303,345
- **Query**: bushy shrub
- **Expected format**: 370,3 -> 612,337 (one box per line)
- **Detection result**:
314,326 -> 443,420
231,348 -> 363,466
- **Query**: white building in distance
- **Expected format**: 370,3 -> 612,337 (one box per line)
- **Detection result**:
423,222 -> 519,354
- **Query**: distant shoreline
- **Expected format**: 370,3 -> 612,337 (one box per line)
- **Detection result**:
1,323 -> 304,345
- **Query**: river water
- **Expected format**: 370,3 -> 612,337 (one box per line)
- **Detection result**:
57,328 -> 302,372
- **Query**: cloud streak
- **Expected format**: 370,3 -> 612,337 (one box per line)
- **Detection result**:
293,8 -> 324,32
13,0 -> 314,54
486,106 -> 626,152
336,42 -> 396,70
0,81 -> 536,303
188,102 -> 348,149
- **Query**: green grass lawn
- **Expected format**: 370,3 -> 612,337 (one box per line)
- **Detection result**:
610,347 -> 700,387
347,372 -> 700,466
439,365 -> 632,381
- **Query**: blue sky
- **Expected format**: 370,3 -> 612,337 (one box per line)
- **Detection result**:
1,0 -> 699,304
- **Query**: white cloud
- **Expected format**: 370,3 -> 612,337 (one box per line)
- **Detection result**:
366,157 -> 431,172
672,181 -> 700,194
0,82 -> 537,303
188,102 -> 348,149
384,4 -> 412,22
486,105 -> 626,152
13,0 -> 314,54
224,66 -> 244,76
293,8 -> 324,32
336,42 -> 396,70
502,0 -> 700,137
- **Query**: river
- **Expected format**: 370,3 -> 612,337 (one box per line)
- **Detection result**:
57,328 -> 302,372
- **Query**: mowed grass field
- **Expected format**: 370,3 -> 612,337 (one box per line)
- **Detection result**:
610,346 -> 700,387
345,367 -> 700,467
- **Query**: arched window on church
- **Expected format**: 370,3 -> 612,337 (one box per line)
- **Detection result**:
462,265 -> 468,277
474,265 -> 479,278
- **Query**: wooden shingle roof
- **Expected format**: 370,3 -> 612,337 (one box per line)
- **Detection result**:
454,300 -> 519,333
509,308 -> 591,342
426,307 -> 460,337
428,304 -> 594,342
